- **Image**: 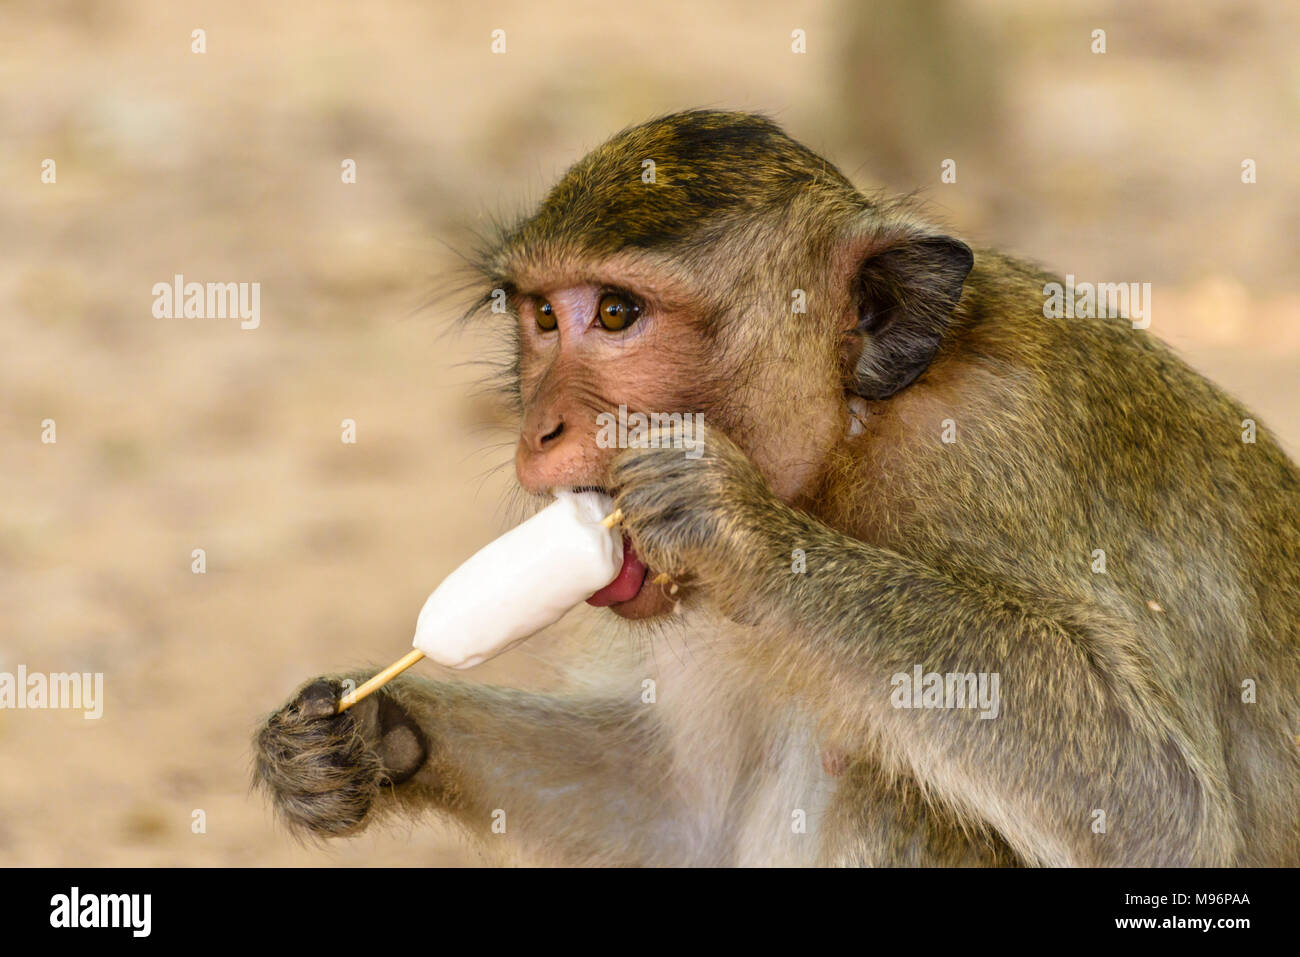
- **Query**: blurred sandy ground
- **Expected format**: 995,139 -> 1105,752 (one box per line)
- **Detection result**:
0,0 -> 1296,865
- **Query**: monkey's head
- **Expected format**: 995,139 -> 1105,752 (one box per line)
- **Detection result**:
472,110 -> 972,619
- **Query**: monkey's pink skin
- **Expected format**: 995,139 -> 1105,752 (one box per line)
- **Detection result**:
411,491 -> 622,669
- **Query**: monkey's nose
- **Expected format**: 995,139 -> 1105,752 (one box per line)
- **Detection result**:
525,417 -> 564,453
516,416 -> 601,494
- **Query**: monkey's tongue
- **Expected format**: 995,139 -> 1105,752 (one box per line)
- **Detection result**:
586,537 -> 647,606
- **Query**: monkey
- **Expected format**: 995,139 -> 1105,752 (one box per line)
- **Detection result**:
255,110 -> 1300,866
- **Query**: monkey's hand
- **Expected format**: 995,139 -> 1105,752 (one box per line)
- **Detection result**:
611,423 -> 779,595
253,674 -> 427,838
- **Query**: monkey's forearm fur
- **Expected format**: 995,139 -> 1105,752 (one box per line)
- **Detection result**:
381,677 -> 689,865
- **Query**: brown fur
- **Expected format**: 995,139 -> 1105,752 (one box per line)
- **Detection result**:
255,110 -> 1300,866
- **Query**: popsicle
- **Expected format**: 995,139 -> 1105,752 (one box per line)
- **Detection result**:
412,490 -> 624,669
336,492 -> 624,713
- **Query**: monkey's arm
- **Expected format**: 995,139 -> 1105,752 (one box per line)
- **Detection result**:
613,430 -> 1233,866
258,674 -> 687,865
394,677 -> 691,864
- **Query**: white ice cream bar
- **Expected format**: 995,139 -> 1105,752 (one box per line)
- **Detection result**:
412,491 -> 622,669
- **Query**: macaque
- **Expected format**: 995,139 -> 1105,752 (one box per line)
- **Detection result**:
256,110 -> 1300,866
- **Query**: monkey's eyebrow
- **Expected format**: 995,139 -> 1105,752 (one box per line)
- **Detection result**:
507,277 -> 685,315
500,278 -> 639,303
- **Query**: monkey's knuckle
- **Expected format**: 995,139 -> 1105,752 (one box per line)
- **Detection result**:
610,448 -> 659,487
618,443 -> 684,478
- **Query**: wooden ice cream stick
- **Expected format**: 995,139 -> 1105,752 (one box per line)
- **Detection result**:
336,508 -> 627,713
336,649 -> 424,713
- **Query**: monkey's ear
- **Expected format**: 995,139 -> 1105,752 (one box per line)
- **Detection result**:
842,232 -> 973,399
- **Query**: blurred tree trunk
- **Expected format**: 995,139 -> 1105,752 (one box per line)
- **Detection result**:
835,0 -> 1007,190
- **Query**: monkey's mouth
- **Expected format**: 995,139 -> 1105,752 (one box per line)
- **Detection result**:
586,535 -> 648,606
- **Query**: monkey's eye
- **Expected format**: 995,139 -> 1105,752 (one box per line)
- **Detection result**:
596,293 -> 641,331
535,299 -> 557,332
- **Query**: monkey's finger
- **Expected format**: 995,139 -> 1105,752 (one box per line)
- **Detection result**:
294,679 -> 339,720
